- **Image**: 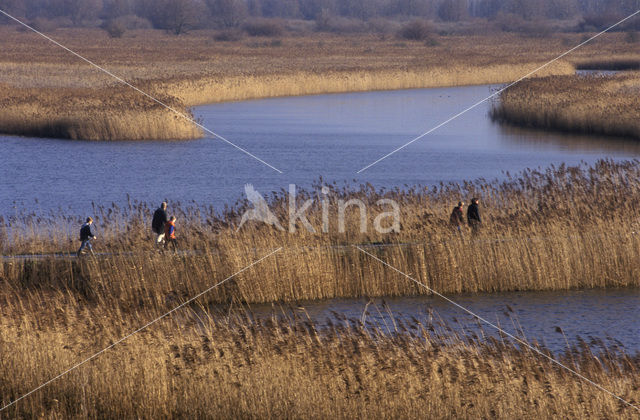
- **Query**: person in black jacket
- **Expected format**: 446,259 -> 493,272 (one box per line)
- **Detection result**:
77,217 -> 96,257
467,198 -> 481,235
151,202 -> 168,246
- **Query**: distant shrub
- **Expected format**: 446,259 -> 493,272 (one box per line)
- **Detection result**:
324,17 -> 367,33
246,39 -> 283,48
213,30 -> 245,41
243,19 -> 284,37
398,20 -> 435,41
103,19 -> 126,38
424,37 -> 439,46
493,12 -> 525,32
115,15 -> 152,30
367,18 -> 400,35
521,20 -> 554,38
30,17 -> 59,32
578,13 -> 623,32
626,30 -> 639,43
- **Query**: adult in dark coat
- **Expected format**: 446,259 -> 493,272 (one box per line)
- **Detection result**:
152,202 -> 168,246
467,198 -> 481,235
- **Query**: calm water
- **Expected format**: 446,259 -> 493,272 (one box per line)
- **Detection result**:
2,84 -> 640,215
238,288 -> 640,354
3,84 -> 639,350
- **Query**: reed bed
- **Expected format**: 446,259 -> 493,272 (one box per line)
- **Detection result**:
3,159 -> 640,308
492,71 -> 640,139
0,304 -> 638,419
4,28 -> 636,140
0,84 -> 201,141
2,160 -> 640,417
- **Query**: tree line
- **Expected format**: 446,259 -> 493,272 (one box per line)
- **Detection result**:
0,0 -> 638,35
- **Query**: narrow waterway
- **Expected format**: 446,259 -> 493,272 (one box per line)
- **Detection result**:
2,82 -> 639,215
227,287 -> 640,355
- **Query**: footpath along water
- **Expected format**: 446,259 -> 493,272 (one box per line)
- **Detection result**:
2,83 -> 640,215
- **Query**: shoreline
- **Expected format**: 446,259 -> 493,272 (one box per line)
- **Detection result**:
166,62 -> 575,107
3,29 -> 635,141
0,62 -> 576,141
492,71 -> 640,140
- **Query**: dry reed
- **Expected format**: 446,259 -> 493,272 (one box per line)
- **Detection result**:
5,28 -> 637,141
3,160 -> 640,306
492,71 -> 640,139
0,304 -> 638,418
2,160 -> 640,417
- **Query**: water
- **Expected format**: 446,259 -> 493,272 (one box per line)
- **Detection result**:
237,288 -> 640,355
4,83 -> 639,351
2,84 -> 640,215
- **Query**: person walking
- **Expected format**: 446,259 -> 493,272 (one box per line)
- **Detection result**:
152,202 -> 168,247
164,216 -> 178,251
467,198 -> 481,235
449,201 -> 465,235
77,217 -> 96,257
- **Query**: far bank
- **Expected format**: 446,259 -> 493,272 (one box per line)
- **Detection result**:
3,29 -> 629,141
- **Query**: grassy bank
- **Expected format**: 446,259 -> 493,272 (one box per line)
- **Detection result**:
1,309 -> 638,418
491,71 -> 640,139
4,28 -> 636,140
3,160 -> 640,305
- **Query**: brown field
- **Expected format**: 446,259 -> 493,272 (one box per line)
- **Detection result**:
492,70 -> 640,139
2,27 -> 637,140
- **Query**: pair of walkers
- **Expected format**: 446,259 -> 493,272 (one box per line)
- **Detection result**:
151,202 -> 178,250
449,198 -> 481,235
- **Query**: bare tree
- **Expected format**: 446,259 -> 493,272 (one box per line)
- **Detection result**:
102,0 -> 132,20
64,0 -> 103,25
206,0 -> 247,27
438,0 -> 468,22
0,0 -> 27,22
392,0 -> 434,18
154,0 -> 206,34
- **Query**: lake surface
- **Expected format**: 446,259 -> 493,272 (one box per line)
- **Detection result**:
2,83 -> 640,215
236,287 -> 640,355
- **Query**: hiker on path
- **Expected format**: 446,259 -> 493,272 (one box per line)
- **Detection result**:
152,202 -> 168,246
449,201 -> 465,234
467,198 -> 481,235
77,217 -> 96,257
164,216 -> 178,251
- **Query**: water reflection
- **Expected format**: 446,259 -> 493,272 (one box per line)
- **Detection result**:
497,124 -> 640,154
223,287 -> 640,355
